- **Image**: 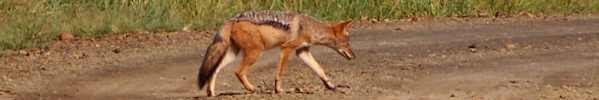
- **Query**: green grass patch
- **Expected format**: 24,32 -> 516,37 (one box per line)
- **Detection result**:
1,0 -> 598,50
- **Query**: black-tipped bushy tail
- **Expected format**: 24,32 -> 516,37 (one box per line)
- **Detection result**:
197,36 -> 230,90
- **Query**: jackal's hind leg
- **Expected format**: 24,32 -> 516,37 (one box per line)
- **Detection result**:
235,49 -> 261,93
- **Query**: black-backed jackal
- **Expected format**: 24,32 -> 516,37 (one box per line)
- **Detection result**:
197,10 -> 354,96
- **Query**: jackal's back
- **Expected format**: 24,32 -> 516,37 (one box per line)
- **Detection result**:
230,10 -> 302,30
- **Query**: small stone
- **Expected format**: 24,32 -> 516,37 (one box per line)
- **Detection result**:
509,80 -> 518,84
112,49 -> 121,54
72,53 -> 87,59
468,44 -> 477,49
468,44 -> 478,53
504,40 -> 517,49
294,88 -> 305,93
400,17 -> 418,22
59,32 -> 75,42
505,44 -> 516,49
394,27 -> 406,32
117,34 -> 128,40
469,48 -> 477,52
370,18 -> 379,23
182,24 -> 193,32
17,50 -> 29,56
450,94 -> 456,97
559,95 -> 566,99
518,12 -> 535,18
383,19 -> 391,22
495,11 -> 509,18
478,12 -> 490,17
360,16 -> 369,21
410,17 -> 419,22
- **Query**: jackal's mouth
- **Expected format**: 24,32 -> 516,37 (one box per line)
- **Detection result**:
337,49 -> 355,60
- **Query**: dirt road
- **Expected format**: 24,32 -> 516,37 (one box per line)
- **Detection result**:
9,16 -> 599,100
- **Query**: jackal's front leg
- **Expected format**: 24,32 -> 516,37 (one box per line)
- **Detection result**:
275,47 -> 293,93
296,48 -> 338,90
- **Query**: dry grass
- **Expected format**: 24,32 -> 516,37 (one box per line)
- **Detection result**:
1,0 -> 598,50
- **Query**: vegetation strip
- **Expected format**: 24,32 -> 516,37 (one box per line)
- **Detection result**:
1,0 -> 598,50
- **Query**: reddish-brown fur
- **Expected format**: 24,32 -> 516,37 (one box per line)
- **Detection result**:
197,11 -> 354,96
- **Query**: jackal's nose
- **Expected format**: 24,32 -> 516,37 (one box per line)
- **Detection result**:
337,49 -> 355,60
345,50 -> 355,60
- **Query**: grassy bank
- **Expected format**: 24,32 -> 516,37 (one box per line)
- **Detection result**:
1,0 -> 598,50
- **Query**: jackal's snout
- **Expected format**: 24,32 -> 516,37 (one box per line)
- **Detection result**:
337,48 -> 355,60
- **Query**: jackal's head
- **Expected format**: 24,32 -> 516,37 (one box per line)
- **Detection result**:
324,20 -> 355,60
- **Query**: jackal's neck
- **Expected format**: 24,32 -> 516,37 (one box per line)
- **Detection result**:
300,18 -> 334,45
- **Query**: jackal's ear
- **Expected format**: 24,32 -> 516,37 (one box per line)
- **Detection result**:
333,20 -> 352,35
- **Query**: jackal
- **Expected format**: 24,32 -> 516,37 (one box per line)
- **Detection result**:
197,10 -> 354,96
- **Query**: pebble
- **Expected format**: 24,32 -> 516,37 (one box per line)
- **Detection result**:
112,49 -> 121,54
505,42 -> 516,49
59,32 -> 75,42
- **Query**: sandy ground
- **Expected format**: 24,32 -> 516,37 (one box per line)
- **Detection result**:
1,16 -> 599,100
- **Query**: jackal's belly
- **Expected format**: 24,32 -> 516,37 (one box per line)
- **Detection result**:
256,25 -> 291,49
